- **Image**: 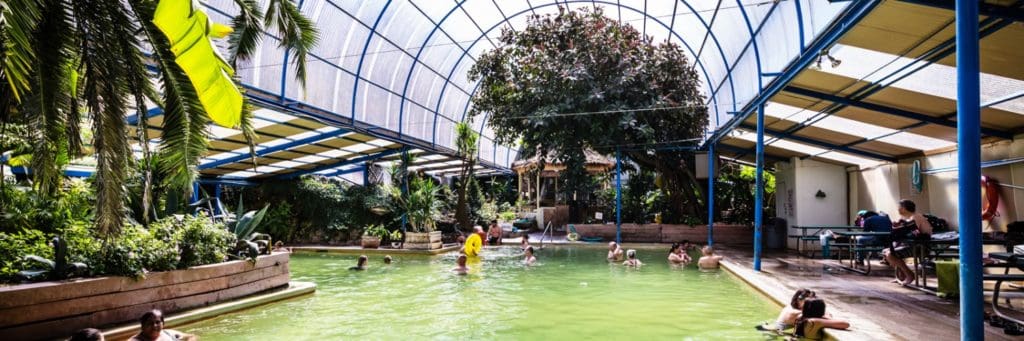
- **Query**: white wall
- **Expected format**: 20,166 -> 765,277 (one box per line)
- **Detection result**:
777,158 -> 849,249
851,138 -> 1023,232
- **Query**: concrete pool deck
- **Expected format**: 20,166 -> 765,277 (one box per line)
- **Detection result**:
716,246 -> 1024,341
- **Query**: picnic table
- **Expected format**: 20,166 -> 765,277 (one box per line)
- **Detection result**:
829,231 -> 891,275
789,225 -> 862,258
985,252 -> 1024,326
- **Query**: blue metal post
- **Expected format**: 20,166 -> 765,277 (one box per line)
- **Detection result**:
753,104 -> 765,271
956,1 -> 982,339
363,164 -> 370,185
401,149 -> 409,233
615,147 -> 622,244
707,144 -> 715,246
190,182 -> 199,204
213,184 -> 222,216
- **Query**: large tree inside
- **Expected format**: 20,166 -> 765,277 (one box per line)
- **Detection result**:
468,7 -> 709,223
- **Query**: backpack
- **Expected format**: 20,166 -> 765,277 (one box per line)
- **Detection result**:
924,214 -> 950,233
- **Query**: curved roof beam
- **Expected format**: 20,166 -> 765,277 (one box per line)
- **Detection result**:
424,1 -> 727,161
459,0 -> 732,156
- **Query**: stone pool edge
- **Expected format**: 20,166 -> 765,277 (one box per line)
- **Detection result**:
719,258 -> 894,340
101,281 -> 316,340
290,244 -> 461,255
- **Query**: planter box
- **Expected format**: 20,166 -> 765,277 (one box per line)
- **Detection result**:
404,231 -> 443,250
572,224 -> 754,244
361,236 -> 381,249
0,253 -> 290,340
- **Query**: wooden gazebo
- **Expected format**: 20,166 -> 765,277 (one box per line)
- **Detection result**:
511,149 -> 615,209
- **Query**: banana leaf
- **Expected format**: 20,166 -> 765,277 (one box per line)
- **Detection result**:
153,0 -> 242,128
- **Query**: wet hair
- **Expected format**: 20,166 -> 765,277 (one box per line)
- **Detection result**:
357,255 -> 368,266
383,255 -> 392,264
790,288 -> 815,309
626,249 -> 637,259
457,254 -> 467,265
702,245 -> 714,255
525,246 -> 534,254
681,240 -> 691,246
795,298 -> 827,337
669,243 -> 681,255
69,328 -> 104,341
491,220 -> 498,224
139,309 -> 163,326
523,235 -> 529,240
899,199 -> 917,213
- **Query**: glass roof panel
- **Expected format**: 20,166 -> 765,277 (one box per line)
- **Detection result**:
764,102 -> 956,151
823,44 -> 1024,115
733,130 -> 879,166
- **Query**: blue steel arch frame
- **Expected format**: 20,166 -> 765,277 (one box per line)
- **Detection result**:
431,0 -> 744,155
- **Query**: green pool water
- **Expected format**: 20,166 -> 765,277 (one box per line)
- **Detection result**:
184,245 -> 777,340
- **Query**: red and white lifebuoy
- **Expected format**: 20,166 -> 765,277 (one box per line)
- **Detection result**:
982,175 -> 1000,221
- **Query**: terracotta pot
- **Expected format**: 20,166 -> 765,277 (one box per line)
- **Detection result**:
361,236 -> 381,249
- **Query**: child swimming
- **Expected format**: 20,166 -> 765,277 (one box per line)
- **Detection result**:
697,246 -> 723,270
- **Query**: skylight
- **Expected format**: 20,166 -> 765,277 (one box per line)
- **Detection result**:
733,130 -> 880,167
764,102 -> 956,151
823,44 -> 1024,115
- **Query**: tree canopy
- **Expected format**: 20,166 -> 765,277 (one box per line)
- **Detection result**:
468,7 -> 709,221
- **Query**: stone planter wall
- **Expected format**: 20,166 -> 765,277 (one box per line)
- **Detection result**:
0,252 -> 290,340
572,223 -> 754,244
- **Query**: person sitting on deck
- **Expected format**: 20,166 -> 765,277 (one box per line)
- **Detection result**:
857,211 -> 892,262
668,243 -> 691,265
623,249 -> 643,267
452,255 -> 469,275
608,241 -> 624,261
698,246 -> 724,270
349,255 -> 369,271
794,298 -> 849,339
129,309 -> 193,341
882,199 -> 932,286
524,246 -> 537,266
487,220 -> 502,245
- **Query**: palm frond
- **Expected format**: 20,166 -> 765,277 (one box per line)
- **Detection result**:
28,0 -> 76,197
265,0 -> 318,87
73,0 -> 143,235
0,0 -> 41,103
131,0 -> 209,201
228,0 -> 263,68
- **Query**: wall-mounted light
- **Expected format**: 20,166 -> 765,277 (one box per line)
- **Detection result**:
815,189 -> 827,199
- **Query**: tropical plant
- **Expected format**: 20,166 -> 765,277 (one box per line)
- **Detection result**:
499,210 -> 516,222
362,224 -> 388,239
0,0 -> 319,236
468,7 -> 708,222
227,199 -> 271,261
454,122 -> 479,230
390,175 -> 442,232
389,229 -> 403,242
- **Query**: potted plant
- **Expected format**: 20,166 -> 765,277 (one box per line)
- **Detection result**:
361,224 -> 388,249
389,230 -> 403,248
390,175 -> 444,250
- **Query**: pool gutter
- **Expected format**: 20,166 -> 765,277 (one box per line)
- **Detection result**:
291,244 -> 461,255
101,281 -> 316,340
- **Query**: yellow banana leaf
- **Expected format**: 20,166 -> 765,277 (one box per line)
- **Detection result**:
153,0 -> 242,128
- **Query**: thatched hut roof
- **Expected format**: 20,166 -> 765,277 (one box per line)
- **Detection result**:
511,149 -> 615,172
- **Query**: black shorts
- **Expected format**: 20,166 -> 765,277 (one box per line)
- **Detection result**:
891,245 -> 914,259
488,236 -> 500,244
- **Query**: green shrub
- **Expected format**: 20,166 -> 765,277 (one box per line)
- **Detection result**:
176,215 -> 235,268
0,229 -> 52,281
261,201 -> 293,241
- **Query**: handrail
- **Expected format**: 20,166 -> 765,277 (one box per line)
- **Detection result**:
539,221 -> 553,248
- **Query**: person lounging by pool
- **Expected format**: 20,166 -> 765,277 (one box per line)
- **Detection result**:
452,255 -> 469,275
521,234 -> 530,250
524,246 -> 537,266
698,246 -> 723,270
794,298 -> 849,339
622,249 -> 642,267
349,255 -> 368,271
668,243 -> 691,265
129,309 -> 193,341
758,288 -> 817,332
487,220 -> 502,245
607,241 -> 624,261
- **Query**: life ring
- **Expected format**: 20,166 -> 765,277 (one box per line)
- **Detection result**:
982,176 -> 1000,221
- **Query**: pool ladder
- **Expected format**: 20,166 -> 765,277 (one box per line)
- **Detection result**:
539,221 -> 554,247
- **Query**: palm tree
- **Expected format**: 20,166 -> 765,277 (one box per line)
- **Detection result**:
0,0 -> 318,235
